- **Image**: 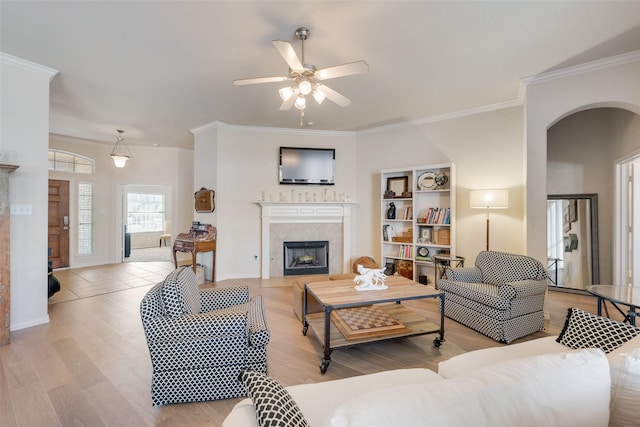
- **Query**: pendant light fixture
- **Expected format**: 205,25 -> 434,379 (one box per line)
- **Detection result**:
110,129 -> 132,168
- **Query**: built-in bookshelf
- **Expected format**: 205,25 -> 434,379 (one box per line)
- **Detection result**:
381,163 -> 456,284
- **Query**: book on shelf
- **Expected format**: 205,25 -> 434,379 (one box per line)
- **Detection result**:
421,207 -> 451,225
399,206 -> 412,220
397,244 -> 412,259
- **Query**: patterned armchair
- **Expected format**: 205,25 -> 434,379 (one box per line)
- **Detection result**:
438,251 -> 548,344
140,267 -> 269,405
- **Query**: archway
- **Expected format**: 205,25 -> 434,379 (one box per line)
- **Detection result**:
546,107 -> 640,289
525,58 -> 640,287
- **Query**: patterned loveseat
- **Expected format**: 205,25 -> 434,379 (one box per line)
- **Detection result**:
140,267 -> 270,405
438,251 -> 548,343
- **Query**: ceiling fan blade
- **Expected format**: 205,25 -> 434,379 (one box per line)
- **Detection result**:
272,40 -> 304,72
279,88 -> 300,111
315,61 -> 369,80
316,84 -> 351,107
233,76 -> 289,86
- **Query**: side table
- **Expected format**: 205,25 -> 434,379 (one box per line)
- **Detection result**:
587,285 -> 640,326
433,255 -> 465,289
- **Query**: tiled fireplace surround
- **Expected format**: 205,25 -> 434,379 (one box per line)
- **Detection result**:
257,202 -> 355,279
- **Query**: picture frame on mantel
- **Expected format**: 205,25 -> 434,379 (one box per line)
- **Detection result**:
386,176 -> 408,198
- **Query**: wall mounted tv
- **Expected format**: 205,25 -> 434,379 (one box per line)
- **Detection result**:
279,147 -> 336,185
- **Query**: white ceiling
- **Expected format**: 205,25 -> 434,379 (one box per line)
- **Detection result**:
2,1 -> 640,150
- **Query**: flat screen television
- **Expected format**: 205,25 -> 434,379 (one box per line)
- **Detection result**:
279,147 -> 335,185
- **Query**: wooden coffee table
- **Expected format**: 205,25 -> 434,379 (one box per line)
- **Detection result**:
302,275 -> 445,373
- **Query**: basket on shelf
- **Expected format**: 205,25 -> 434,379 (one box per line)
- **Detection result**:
392,230 -> 413,243
436,229 -> 450,245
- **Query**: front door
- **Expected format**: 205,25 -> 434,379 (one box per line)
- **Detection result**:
48,179 -> 70,268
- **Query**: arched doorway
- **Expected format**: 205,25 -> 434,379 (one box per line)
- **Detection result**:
545,107 -> 640,289
525,58 -> 640,292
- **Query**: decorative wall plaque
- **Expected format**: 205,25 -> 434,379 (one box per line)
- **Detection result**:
194,187 -> 215,212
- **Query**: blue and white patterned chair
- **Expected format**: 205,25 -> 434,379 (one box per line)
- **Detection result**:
439,251 -> 548,344
140,267 -> 270,405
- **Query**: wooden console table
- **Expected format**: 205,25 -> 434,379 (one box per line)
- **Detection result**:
173,225 -> 216,282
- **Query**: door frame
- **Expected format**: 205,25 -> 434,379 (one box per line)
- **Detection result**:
615,153 -> 640,287
119,184 -> 172,262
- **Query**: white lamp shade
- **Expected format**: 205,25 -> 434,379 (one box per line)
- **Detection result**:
298,80 -> 312,95
294,95 -> 306,110
313,89 -> 327,104
279,87 -> 294,101
111,154 -> 130,168
470,189 -> 509,209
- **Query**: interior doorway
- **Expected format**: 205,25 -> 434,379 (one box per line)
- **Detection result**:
122,184 -> 172,263
48,179 -> 70,268
615,156 -> 640,287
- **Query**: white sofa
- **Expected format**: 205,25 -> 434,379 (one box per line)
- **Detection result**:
223,333 -> 640,427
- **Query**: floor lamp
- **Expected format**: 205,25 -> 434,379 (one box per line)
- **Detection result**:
470,189 -> 509,251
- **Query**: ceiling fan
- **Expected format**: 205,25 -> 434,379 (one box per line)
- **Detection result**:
233,27 -> 369,111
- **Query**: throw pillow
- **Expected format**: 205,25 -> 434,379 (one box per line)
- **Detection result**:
239,369 -> 309,427
557,307 -> 640,353
161,266 -> 201,317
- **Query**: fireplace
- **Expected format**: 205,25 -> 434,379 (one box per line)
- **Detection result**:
283,241 -> 329,276
257,202 -> 354,279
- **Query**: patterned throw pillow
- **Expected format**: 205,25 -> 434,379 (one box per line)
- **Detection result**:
239,369 -> 309,427
557,307 -> 640,353
161,267 -> 201,317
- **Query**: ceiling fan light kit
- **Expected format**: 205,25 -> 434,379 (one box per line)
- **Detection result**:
294,96 -> 306,110
233,26 -> 368,113
279,86 -> 294,101
298,80 -> 312,95
313,89 -> 327,104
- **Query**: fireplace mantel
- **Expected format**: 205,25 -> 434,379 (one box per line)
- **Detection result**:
256,201 -> 356,279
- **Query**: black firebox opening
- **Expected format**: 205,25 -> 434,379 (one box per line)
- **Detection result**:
283,241 -> 329,276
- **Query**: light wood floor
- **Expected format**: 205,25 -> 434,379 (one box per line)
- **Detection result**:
2,261 -> 613,427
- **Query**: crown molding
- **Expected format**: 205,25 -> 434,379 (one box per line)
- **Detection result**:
190,121 -> 223,135
359,51 -> 640,135
522,49 -> 640,86
0,52 -> 59,81
358,86 -> 525,136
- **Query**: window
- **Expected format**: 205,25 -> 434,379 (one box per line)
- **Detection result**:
49,150 -> 94,174
78,182 -> 94,255
127,193 -> 165,233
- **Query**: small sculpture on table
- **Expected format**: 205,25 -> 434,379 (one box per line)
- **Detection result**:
353,264 -> 388,291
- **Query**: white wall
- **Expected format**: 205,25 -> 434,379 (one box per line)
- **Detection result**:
611,109 -> 640,159
355,107 -> 526,265
191,122 -> 219,280
1,54 -> 57,331
193,123 -> 357,279
49,134 -> 194,267
526,58 -> 640,267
